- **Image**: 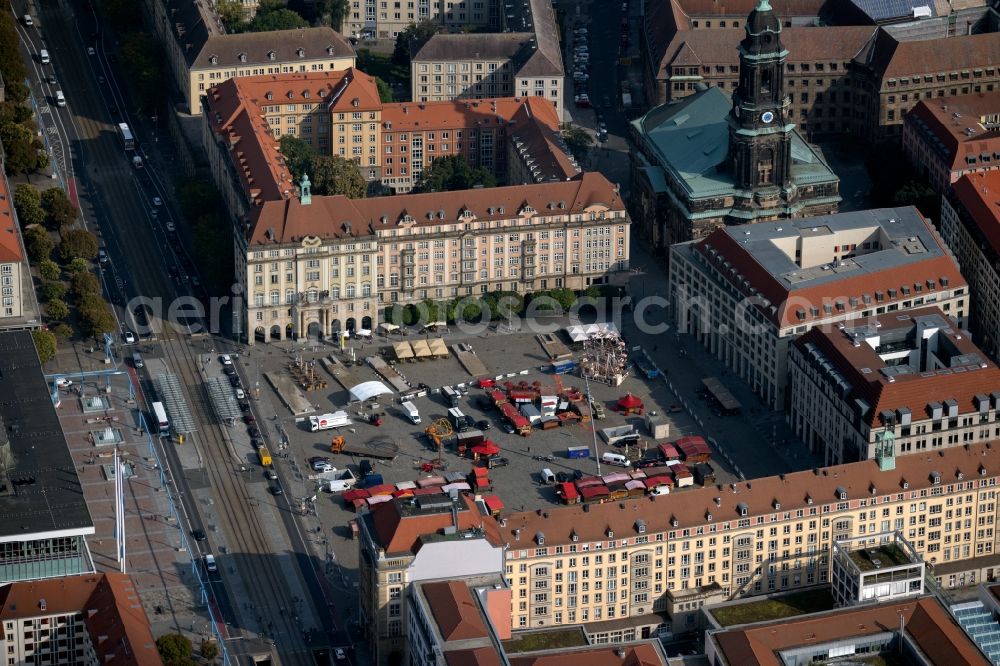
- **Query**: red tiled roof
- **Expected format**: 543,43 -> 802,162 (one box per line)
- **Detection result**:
857,30 -> 1000,81
951,170 -> 1000,263
0,573 -> 162,666
0,172 -> 21,263
655,25 -> 875,79
507,643 -> 666,666
369,493 -> 502,555
694,210 -> 966,328
327,68 -> 382,113
382,96 -> 556,133
906,92 -> 1000,173
422,581 -> 490,642
712,596 -> 988,666
247,171 -> 623,246
445,647 -> 504,666
794,306 -> 1000,427
498,442 -> 1000,549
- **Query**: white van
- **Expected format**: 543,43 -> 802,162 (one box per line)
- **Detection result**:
540,468 -> 556,484
601,452 -> 631,467
204,554 -> 217,573
22,15 -> 33,26
401,401 -> 420,424
54,90 -> 65,107
39,49 -> 49,64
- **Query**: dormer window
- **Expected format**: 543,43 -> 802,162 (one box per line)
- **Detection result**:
304,91 -> 310,99
571,532 -> 579,542
931,471 -> 941,485
266,92 -> 274,100
671,518 -> 679,528
706,511 -> 713,521
287,91 -> 294,99
238,52 -> 247,63
267,50 -> 276,61
606,528 -> 614,539
806,494 -> 813,505
498,207 -> 505,215
209,55 -> 219,65
536,532 -> 545,546
902,479 -> 910,489
326,46 -> 336,55
352,98 -> 360,107
635,520 -> 646,534
836,487 -> 847,501
297,48 -> 305,58
737,502 -> 748,517
981,465 -> 988,476
773,500 -> 781,511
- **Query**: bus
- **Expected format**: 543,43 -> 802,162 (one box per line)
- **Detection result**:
151,401 -> 169,436
118,123 -> 134,151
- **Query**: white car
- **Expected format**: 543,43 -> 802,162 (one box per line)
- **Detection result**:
165,221 -> 175,232
153,197 -> 162,207
55,377 -> 73,388
312,461 -> 334,473
219,354 -> 233,365
123,330 -> 136,344
334,648 -> 347,660
235,388 -> 246,400
87,47 -> 95,56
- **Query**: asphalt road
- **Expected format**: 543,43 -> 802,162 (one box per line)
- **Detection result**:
24,1 -> 343,662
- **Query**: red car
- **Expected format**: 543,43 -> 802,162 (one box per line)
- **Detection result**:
244,414 -> 256,425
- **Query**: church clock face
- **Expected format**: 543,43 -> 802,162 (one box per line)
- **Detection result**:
761,111 -> 775,124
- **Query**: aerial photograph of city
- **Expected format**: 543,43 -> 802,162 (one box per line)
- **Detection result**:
1,0 -> 1000,663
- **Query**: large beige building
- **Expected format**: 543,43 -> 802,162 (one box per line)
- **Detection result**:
668,208 -> 968,409
359,440 -> 1000,656
186,27 -> 355,113
409,0 -> 565,117
239,172 -> 629,343
788,307 -> 1000,466
0,170 -> 26,322
942,170 -> 1000,360
342,0 -> 501,41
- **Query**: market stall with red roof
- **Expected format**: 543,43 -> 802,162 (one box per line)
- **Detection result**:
616,393 -> 644,415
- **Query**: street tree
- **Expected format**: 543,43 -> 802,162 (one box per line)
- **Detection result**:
215,0 -> 247,32
0,121 -> 43,175
155,633 -> 194,666
119,33 -> 168,115
79,300 -> 117,341
279,135 -> 317,182
24,226 -> 52,263
310,155 -> 367,198
413,155 -> 495,193
247,6 -> 308,32
41,187 -> 78,228
31,330 -> 56,364
38,260 -> 60,281
199,638 -> 219,662
46,298 -> 69,321
70,271 -> 101,300
39,281 -> 67,303
562,126 -> 593,163
13,183 -> 45,228
58,229 -> 99,263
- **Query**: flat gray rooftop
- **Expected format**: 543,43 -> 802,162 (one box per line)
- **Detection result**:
0,331 -> 93,541
718,206 -> 944,292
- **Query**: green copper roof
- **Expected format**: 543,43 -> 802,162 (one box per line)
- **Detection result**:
756,0 -> 773,11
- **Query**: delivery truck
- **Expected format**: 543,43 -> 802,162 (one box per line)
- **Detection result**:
310,411 -> 351,431
401,401 -> 420,424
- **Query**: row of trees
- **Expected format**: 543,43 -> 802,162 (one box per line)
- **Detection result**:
382,287 -> 594,326
155,632 -> 219,666
102,0 -> 168,115
217,0 -> 349,35
14,184 -> 78,229
0,11 -> 48,175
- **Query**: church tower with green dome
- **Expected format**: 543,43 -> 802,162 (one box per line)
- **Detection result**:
728,0 -> 794,192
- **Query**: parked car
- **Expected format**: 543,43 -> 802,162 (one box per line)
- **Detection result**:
244,414 -> 256,425
308,456 -> 330,464
265,470 -> 278,480
223,365 -> 237,376
476,419 -> 492,431
153,197 -> 162,207
191,528 -> 207,542
55,377 -> 73,388
269,486 -> 284,496
500,422 -> 516,434
239,401 -> 251,412
219,354 -> 233,365
122,330 -> 136,344
230,375 -> 242,388
235,388 -> 246,400
247,426 -> 260,438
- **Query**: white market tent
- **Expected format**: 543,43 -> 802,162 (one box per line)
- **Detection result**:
349,381 -> 393,403
564,322 -> 620,342
378,323 -> 400,334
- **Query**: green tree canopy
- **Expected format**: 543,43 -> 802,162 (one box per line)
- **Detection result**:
215,0 -> 247,32
66,257 -> 91,274
24,226 -> 53,263
156,633 -> 194,666
70,271 -> 101,301
310,155 -> 367,198
39,281 -> 67,303
119,33 -> 168,115
46,299 -> 69,321
79,300 -> 117,340
1,121 -> 44,175
413,155 -> 496,193
13,183 -> 44,228
247,5 -> 308,32
31,330 -> 57,364
58,229 -> 99,263
375,76 -> 394,102
279,135 -> 317,182
392,20 -> 438,67
562,126 -> 593,163
41,187 -> 78,228
38,260 -> 60,281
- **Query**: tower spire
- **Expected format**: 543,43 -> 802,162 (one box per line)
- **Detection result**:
755,0 -> 772,10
